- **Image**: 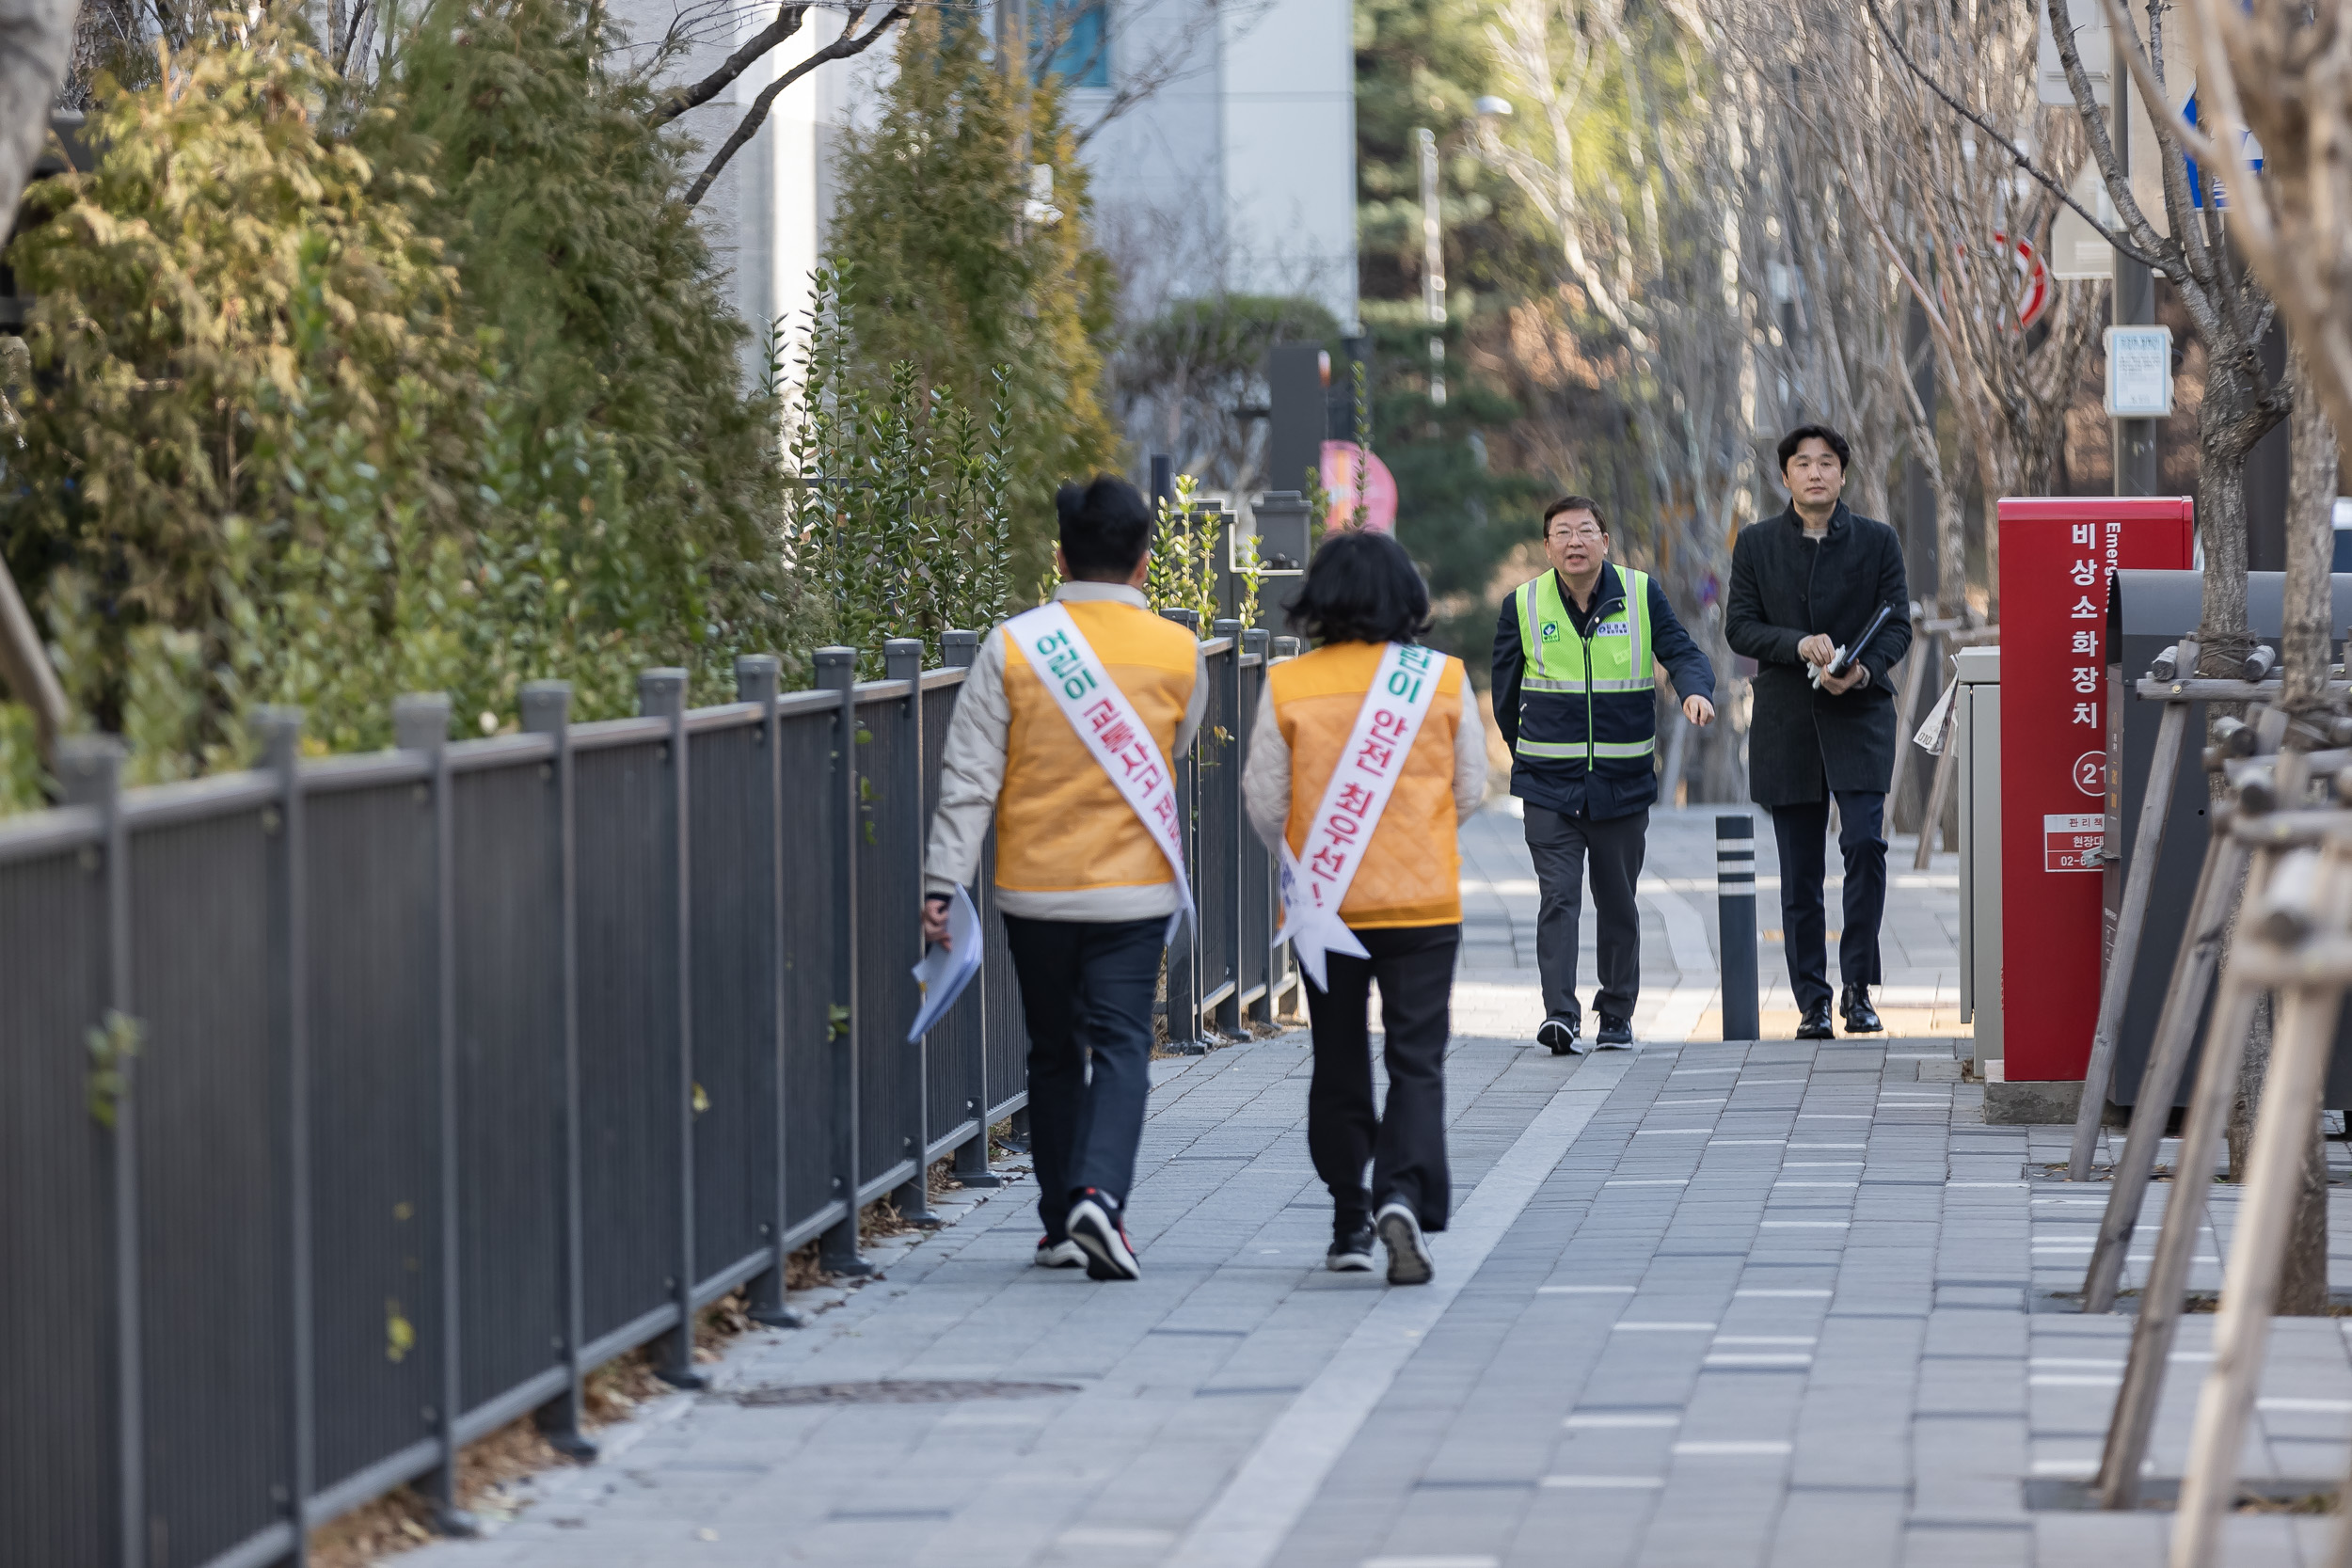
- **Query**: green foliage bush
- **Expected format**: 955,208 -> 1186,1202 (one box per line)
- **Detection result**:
821,11 -> 1119,594
0,0 -> 1137,816
0,5 -> 802,804
784,265 -> 1015,676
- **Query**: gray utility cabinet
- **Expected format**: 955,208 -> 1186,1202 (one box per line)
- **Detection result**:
2106,569 -> 2352,1111
1955,647 -> 2002,1076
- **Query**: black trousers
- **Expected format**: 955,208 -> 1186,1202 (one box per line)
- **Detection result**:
1003,914 -> 1166,1242
1768,790 -> 1886,1013
1523,803 -> 1648,1025
1303,923 -> 1460,1233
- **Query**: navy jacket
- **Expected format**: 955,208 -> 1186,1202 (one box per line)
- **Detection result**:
1492,562 -> 1718,821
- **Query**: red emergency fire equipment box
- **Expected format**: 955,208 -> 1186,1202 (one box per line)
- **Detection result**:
1995,497 -> 2196,1082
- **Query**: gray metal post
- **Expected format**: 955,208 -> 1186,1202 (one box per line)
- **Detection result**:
1242,628 -> 1275,1027
733,656 -> 804,1329
2069,667 -> 2195,1180
518,683 -> 598,1452
884,638 -> 941,1227
1161,609 -> 1203,1051
814,648 -> 872,1275
636,669 -> 705,1386
1716,814 -> 1760,1041
938,631 -> 1002,1190
59,736 -> 143,1568
1214,618 -> 1246,1034
1267,637 -> 1301,1013
252,706 -> 314,1566
394,695 -> 479,1534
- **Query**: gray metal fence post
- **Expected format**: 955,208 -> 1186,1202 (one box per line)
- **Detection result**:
518,683 -> 599,1453
938,631 -> 1002,1190
1716,814 -> 1760,1041
58,736 -> 144,1568
732,657 -> 804,1330
1268,637 -> 1302,1015
884,638 -> 942,1228
814,649 -> 873,1275
393,694 -> 480,1534
251,705 -> 315,1565
1242,628 -> 1274,1027
1161,609 -> 1203,1051
1213,619 -> 1247,1035
636,669 -> 706,1386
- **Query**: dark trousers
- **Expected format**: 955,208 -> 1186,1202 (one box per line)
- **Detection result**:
1003,914 -> 1166,1242
1523,803 -> 1648,1025
1768,790 -> 1887,1012
1303,923 -> 1460,1233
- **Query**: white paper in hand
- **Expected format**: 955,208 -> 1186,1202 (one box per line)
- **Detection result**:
907,884 -> 983,1042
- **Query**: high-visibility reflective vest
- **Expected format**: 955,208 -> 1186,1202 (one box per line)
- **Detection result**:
1510,566 -> 1658,779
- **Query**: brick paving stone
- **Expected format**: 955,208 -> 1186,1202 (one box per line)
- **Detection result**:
392,811 -> 2352,1568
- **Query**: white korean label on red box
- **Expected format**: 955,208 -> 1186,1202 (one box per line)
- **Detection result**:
2043,813 -> 2104,872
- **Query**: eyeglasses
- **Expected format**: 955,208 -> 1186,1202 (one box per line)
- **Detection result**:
1547,524 -> 1605,543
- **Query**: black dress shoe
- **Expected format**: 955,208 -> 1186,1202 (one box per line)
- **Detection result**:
1795,1003 -> 1835,1040
1840,984 -> 1883,1034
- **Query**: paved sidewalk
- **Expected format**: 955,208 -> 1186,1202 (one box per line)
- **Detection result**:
395,805 -> 2352,1568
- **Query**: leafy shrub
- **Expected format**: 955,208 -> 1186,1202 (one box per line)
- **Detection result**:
822,10 -> 1119,594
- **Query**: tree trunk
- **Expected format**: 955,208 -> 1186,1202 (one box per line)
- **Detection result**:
2280,345 -> 2340,713
2231,990 -> 2269,1181
2277,1110 -> 2333,1316
2265,344 -> 2339,1316
2192,351 -> 2269,667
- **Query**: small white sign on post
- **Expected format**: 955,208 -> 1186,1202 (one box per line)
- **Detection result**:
2106,325 -> 2173,418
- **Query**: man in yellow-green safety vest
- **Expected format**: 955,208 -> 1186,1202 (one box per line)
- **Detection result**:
1491,496 -> 1718,1054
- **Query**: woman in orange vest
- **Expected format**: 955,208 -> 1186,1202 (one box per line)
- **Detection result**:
1244,531 -> 1486,1284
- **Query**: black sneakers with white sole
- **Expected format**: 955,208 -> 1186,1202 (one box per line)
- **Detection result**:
1375,1200 -> 1434,1286
1067,1189 -> 1141,1281
1327,1223 -> 1377,1273
1537,1016 -> 1583,1056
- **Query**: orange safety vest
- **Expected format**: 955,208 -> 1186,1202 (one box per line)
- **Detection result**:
1269,641 -> 1465,928
996,600 -> 1200,895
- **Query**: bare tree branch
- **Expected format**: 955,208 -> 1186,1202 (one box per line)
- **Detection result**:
1071,0 -> 1276,149
2086,0 -> 2221,166
684,2 -> 909,207
1860,0 -> 2161,269
653,2 -> 810,126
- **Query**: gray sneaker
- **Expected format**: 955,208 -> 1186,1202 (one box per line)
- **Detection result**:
1375,1201 -> 1435,1286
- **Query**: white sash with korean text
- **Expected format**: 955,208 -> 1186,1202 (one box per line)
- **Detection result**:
1005,601 -> 1194,941
1277,641 -> 1447,990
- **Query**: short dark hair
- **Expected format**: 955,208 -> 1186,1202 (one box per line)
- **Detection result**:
1285,531 -> 1432,646
1541,495 -> 1610,536
1057,475 -> 1155,580
1776,423 -> 1851,473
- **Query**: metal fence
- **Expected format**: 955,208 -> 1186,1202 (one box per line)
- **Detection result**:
0,619 -> 1294,1568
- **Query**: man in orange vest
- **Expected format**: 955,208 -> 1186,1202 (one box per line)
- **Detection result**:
1243,531 -> 1487,1282
921,476 -> 1205,1281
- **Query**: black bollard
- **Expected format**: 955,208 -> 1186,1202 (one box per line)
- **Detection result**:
1716,814 -> 1760,1041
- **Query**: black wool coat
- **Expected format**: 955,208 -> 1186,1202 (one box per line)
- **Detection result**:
1724,501 -> 1913,807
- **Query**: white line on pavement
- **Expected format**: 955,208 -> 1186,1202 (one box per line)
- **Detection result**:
1165,1055 -> 1634,1568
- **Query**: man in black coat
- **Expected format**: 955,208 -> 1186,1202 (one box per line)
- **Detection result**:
1726,424 -> 1912,1039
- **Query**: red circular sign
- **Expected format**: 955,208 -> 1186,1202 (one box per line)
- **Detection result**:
2074,751 -> 2106,798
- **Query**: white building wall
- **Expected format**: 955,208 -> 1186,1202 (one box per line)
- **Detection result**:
1214,0 -> 1356,325
608,0 -> 1355,377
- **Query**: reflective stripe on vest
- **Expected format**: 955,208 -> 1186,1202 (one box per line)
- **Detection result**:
1511,566 -> 1658,769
